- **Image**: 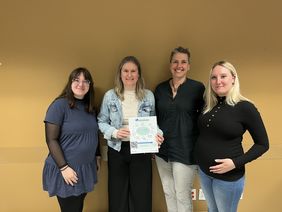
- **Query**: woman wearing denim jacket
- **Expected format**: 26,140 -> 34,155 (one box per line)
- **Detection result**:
98,56 -> 163,212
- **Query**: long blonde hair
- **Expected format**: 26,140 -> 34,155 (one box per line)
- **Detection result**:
114,56 -> 145,101
203,61 -> 250,114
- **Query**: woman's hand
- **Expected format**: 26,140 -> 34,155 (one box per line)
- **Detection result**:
209,158 -> 235,174
116,128 -> 130,139
156,134 -> 164,148
61,167 -> 78,186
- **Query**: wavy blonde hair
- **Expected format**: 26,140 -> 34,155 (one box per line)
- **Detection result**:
203,61 -> 250,114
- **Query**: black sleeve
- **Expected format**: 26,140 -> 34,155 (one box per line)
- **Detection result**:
197,83 -> 205,113
233,102 -> 269,168
96,139 -> 101,157
45,122 -> 67,168
154,84 -> 161,117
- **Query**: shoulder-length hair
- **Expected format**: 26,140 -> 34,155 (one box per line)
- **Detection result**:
114,56 -> 145,101
203,61 -> 250,114
56,67 -> 95,113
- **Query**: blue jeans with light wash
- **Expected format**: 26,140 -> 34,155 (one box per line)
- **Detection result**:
199,168 -> 244,212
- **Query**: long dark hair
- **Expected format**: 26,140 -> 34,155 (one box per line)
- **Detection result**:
56,67 -> 95,113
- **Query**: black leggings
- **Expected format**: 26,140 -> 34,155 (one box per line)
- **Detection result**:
57,193 -> 87,212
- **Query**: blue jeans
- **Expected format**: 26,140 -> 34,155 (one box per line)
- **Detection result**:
199,168 -> 244,212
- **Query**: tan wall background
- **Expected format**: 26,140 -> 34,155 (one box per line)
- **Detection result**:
1,0 -> 281,211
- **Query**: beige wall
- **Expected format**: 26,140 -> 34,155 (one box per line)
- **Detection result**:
1,0 -> 281,211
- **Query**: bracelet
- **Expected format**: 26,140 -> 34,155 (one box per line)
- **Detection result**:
60,165 -> 69,171
58,163 -> 68,169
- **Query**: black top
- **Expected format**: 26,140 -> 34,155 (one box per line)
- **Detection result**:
155,78 -> 205,164
195,97 -> 269,181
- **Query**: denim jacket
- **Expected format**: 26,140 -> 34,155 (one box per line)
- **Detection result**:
98,89 -> 161,152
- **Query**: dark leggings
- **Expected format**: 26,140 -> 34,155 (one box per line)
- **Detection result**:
57,193 -> 87,212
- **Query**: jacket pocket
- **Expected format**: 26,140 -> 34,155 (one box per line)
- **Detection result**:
108,101 -> 120,125
139,101 -> 152,116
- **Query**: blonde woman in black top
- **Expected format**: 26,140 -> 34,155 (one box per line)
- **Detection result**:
195,61 -> 269,212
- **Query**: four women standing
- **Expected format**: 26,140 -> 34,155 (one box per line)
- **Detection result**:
43,54 -> 269,212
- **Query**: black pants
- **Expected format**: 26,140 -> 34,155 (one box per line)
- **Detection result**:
108,143 -> 152,212
57,193 -> 87,212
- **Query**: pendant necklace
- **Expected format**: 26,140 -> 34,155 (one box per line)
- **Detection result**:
170,80 -> 178,93
170,78 -> 186,94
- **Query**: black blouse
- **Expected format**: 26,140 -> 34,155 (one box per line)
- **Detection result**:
195,97 -> 269,181
155,78 -> 205,165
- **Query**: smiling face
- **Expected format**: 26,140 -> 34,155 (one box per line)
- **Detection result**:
210,65 -> 235,97
71,73 -> 90,99
121,62 -> 139,90
170,53 -> 190,80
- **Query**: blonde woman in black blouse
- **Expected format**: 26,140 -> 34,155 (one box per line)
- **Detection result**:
195,61 -> 269,212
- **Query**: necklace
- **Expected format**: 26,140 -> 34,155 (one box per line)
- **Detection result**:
170,80 -> 178,93
170,78 -> 186,93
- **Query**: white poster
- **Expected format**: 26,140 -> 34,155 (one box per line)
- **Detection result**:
128,116 -> 159,154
